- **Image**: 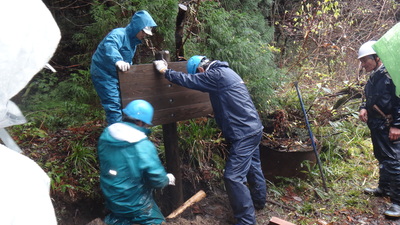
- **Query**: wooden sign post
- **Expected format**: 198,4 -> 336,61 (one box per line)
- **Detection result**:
118,51 -> 213,211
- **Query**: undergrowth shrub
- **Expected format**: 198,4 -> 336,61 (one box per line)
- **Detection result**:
152,118 -> 227,189
177,118 -> 226,171
17,69 -> 103,131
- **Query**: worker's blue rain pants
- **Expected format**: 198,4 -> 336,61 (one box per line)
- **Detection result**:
224,131 -> 267,225
91,73 -> 122,125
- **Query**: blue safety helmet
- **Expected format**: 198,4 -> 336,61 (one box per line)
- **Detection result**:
187,55 -> 207,74
122,99 -> 154,125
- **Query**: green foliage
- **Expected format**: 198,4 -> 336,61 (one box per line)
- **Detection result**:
148,118 -> 227,189
56,70 -> 99,105
73,0 -> 178,66
272,118 -> 377,222
45,160 -> 72,193
18,69 -> 103,131
183,1 -> 282,113
317,118 -> 371,164
300,201 -> 315,215
8,121 -> 48,142
74,1 -> 121,51
66,140 -> 98,175
44,142 -> 100,198
10,119 -> 103,199
177,118 -> 226,172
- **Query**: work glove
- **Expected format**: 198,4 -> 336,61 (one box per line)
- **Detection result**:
166,173 -> 175,186
153,60 -> 168,74
115,61 -> 130,72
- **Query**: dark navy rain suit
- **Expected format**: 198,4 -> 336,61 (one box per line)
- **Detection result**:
361,65 -> 400,205
165,61 -> 267,225
98,122 -> 169,225
91,10 -> 156,124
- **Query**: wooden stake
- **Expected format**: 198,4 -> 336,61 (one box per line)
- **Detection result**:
166,190 -> 206,219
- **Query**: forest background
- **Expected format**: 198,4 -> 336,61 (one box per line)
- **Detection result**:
7,0 -> 400,224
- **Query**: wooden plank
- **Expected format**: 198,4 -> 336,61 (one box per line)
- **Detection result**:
269,217 -> 296,225
153,102 -> 212,125
121,91 -> 211,110
118,61 -> 213,125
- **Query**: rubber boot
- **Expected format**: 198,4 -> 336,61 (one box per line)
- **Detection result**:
384,204 -> 400,218
364,187 -> 390,197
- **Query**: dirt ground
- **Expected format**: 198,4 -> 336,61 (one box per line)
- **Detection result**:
58,186 -> 400,225
19,121 -> 400,224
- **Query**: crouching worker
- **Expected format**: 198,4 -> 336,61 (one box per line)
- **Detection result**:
97,99 -> 175,225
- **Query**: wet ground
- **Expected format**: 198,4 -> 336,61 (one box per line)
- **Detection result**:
59,186 -> 400,225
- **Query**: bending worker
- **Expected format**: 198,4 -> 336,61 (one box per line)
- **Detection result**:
153,56 -> 267,225
358,41 -> 400,218
91,10 -> 156,124
97,99 -> 175,225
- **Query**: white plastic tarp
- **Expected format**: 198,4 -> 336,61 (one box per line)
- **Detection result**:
0,0 -> 61,128
0,144 -> 58,224
0,0 -> 60,224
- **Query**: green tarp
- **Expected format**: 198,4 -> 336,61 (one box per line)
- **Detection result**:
373,22 -> 400,97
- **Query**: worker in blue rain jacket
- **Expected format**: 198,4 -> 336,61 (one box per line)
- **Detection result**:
97,99 -> 175,225
91,10 -> 156,124
358,41 -> 400,218
153,56 -> 267,225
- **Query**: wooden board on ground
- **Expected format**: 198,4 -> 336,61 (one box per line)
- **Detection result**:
118,61 -> 213,125
268,217 -> 296,225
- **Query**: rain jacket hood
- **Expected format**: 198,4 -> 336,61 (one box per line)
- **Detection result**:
126,10 -> 157,49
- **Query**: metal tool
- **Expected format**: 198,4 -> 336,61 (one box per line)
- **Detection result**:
294,82 -> 328,193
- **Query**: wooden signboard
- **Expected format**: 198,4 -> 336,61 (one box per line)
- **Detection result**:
118,61 -> 213,125
118,58 -> 212,210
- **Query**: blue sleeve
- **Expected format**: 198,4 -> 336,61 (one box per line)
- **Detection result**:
101,33 -> 124,65
165,69 -> 219,92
